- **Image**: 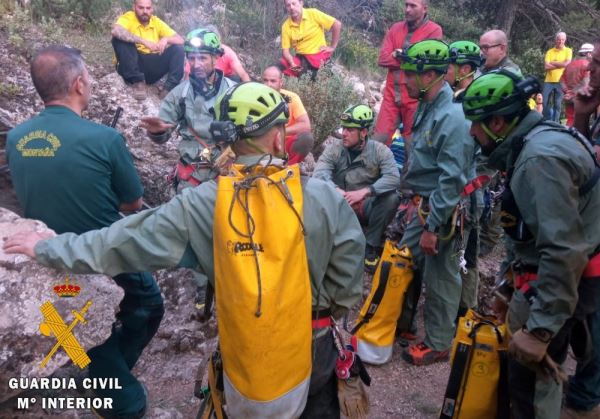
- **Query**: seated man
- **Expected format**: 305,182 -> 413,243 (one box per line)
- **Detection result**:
279,0 -> 341,78
111,0 -> 184,100
313,104 -> 400,272
262,65 -> 314,164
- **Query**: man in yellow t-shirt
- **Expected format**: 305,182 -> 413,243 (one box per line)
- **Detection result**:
111,0 -> 184,100
262,66 -> 314,163
279,0 -> 342,78
543,31 -> 573,121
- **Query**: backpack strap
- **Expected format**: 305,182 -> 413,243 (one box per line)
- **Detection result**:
350,260 -> 392,335
496,348 -> 510,419
518,121 -> 600,196
440,342 -> 472,419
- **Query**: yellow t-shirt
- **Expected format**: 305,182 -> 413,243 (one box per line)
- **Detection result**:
544,47 -> 573,83
281,8 -> 336,55
115,11 -> 176,54
281,88 -> 307,128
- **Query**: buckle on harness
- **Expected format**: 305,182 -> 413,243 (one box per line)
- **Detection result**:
512,262 -> 538,304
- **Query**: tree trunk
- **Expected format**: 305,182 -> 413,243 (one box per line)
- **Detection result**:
497,0 -> 520,37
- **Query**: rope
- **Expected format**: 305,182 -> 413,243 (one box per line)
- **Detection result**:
226,156 -> 307,317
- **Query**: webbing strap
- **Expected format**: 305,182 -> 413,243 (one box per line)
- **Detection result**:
461,174 -> 492,197
497,349 -> 510,419
440,342 -> 471,419
350,261 -> 392,335
203,353 -> 226,419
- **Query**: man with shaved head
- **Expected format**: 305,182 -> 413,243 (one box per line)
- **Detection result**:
6,45 -> 162,418
479,29 -> 521,75
262,65 -> 314,163
373,0 -> 442,144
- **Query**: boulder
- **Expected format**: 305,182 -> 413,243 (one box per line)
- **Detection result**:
0,207 -> 123,403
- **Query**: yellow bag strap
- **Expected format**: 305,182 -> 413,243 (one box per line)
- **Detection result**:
208,354 -> 226,419
198,353 -> 226,419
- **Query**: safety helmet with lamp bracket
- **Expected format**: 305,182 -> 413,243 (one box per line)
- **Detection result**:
210,82 -> 290,146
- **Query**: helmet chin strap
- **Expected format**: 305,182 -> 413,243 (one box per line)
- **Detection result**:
481,116 -> 520,143
453,66 -> 476,88
349,132 -> 368,151
417,73 -> 446,99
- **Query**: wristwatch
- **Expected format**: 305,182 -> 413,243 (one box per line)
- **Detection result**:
527,327 -> 553,343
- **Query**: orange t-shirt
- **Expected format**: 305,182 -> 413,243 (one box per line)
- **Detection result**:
280,88 -> 307,128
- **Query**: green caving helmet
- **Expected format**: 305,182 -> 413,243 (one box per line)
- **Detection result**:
184,28 -> 224,56
448,41 -> 482,67
340,104 -> 374,129
214,82 -> 289,138
400,39 -> 450,73
460,71 -> 529,122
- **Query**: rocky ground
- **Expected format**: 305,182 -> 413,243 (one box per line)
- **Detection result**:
0,21 -> 512,419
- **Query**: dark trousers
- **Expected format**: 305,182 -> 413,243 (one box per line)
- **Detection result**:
88,272 -> 164,417
300,331 -> 340,419
358,191 -> 401,248
509,279 -> 600,418
111,38 -> 184,90
566,281 -> 600,411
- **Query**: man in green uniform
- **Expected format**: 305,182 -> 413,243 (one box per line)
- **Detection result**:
5,45 -> 163,418
4,82 -> 364,418
140,27 -> 237,312
461,70 -> 600,419
313,104 -> 400,273
393,40 -> 475,365
446,40 -> 485,317
140,27 -> 236,193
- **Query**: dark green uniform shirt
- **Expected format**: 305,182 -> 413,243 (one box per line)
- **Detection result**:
6,106 -> 143,234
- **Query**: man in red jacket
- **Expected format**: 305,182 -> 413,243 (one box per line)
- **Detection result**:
373,0 -> 442,145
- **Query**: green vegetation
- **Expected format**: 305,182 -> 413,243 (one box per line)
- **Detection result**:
285,67 -> 359,150
335,27 -> 381,76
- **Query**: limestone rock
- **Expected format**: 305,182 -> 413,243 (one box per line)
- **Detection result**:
0,207 -> 123,403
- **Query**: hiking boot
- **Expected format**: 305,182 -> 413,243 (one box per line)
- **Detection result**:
132,82 -> 146,101
364,245 -> 383,275
402,342 -> 450,366
397,331 -> 418,347
561,404 -> 600,419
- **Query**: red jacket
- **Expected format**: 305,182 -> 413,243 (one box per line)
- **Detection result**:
379,17 -> 443,105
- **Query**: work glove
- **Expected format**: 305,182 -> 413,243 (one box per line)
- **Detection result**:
338,376 -> 369,419
541,354 -> 568,385
508,328 -> 549,364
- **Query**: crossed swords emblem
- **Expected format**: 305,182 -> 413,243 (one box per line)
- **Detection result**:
39,300 -> 92,369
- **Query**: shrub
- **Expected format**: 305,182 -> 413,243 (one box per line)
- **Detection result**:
335,27 -> 381,75
30,0 -> 112,23
285,67 -> 359,150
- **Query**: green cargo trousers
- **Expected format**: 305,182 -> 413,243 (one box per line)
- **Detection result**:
459,224 -> 480,312
357,191 -> 400,248
396,215 -> 462,351
88,272 -> 164,418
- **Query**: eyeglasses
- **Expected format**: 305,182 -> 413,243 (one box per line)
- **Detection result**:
480,44 -> 502,51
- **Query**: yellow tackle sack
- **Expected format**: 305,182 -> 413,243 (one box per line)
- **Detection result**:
213,163 -> 312,418
353,240 -> 413,365
439,310 -> 510,419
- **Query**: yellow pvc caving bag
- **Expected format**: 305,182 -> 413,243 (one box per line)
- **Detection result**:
353,239 -> 413,365
440,310 -> 510,419
213,163 -> 312,418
